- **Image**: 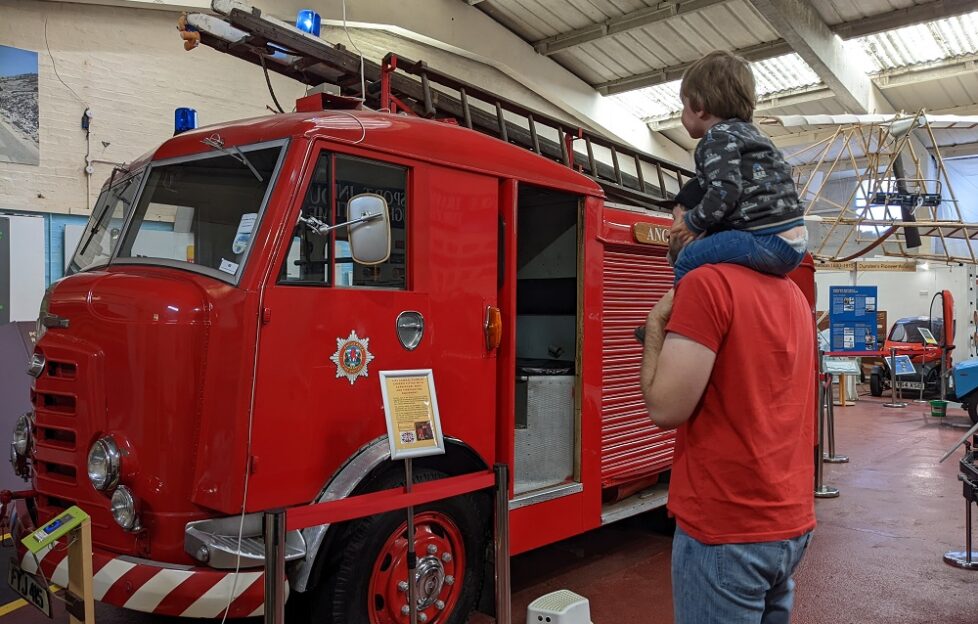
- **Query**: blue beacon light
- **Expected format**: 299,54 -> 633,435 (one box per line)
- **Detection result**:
174,108 -> 198,135
296,9 -> 321,36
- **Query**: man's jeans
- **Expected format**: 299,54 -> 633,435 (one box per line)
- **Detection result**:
672,525 -> 813,624
673,229 -> 805,283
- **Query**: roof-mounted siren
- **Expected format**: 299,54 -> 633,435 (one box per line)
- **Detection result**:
174,108 -> 198,135
295,9 -> 321,36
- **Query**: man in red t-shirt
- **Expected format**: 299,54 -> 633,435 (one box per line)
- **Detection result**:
640,216 -> 816,623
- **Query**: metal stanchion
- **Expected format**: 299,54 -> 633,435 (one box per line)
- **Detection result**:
815,373 -> 840,498
494,463 -> 512,624
883,347 -> 908,408
404,458 -> 418,624
944,493 -> 978,569
916,356 -> 928,403
823,374 -> 849,464
263,509 -> 286,624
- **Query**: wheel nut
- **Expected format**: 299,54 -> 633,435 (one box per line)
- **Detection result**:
427,544 -> 438,555
419,614 -> 428,623
445,575 -> 455,585
436,600 -> 445,610
398,581 -> 409,592
442,552 -> 452,562
401,605 -> 410,615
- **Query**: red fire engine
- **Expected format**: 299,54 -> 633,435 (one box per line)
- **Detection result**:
9,5 -> 815,622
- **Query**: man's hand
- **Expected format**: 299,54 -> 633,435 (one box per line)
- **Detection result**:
647,289 -> 674,329
670,215 -> 696,247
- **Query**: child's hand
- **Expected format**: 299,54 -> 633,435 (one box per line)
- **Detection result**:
670,215 -> 696,246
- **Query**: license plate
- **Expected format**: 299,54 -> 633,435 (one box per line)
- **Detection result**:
7,559 -> 52,618
897,381 -> 925,390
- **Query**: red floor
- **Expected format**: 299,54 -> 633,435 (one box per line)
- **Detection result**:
508,394 -> 978,624
3,394 -> 976,623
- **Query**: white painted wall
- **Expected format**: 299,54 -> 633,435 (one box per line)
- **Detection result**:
816,264 -> 978,359
0,0 -> 306,216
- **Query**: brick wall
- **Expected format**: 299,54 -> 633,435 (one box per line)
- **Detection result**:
0,0 -> 305,216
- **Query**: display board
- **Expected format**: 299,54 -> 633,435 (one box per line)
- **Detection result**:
885,354 -> 916,376
829,285 -> 879,352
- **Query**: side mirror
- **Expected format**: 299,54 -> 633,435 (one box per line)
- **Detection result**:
348,193 -> 391,265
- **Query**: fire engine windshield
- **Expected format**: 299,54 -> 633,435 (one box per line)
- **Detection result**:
68,171 -> 145,274
113,141 -> 284,282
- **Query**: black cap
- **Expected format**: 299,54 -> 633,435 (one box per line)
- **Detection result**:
674,178 -> 705,211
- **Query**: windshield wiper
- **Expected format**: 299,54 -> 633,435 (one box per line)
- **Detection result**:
78,176 -> 138,257
201,135 -> 264,182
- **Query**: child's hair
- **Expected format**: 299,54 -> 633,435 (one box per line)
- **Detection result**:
680,50 -> 756,122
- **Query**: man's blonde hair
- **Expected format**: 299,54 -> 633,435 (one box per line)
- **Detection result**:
680,50 -> 756,122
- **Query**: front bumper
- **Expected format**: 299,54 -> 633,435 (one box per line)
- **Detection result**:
11,500 -> 285,618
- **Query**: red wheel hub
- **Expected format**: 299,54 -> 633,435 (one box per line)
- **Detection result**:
368,511 -> 466,624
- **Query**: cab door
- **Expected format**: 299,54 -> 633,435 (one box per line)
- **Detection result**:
249,144 -> 498,508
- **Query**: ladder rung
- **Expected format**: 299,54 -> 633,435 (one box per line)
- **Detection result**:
495,101 -> 508,142
460,88 -> 472,129
610,146 -> 622,185
528,114 -> 540,154
633,153 -> 645,193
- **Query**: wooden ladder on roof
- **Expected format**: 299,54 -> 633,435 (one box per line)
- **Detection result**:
184,0 -> 693,209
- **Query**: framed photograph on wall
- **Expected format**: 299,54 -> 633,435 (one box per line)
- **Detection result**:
0,45 -> 40,166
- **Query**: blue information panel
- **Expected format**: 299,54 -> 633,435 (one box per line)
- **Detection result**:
829,286 -> 878,352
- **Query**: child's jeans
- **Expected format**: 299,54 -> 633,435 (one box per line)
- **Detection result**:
673,229 -> 805,283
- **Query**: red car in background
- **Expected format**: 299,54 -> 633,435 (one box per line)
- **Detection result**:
870,316 -> 949,397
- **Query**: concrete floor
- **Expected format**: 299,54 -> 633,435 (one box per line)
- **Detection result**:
2,393 -> 977,623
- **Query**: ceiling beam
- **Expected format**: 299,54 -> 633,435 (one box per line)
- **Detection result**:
592,0 -> 975,94
532,0 -> 729,56
831,0 -> 977,38
746,0 -> 884,114
875,53 -> 978,90
596,39 -> 792,95
648,84 -> 833,130
935,141 -> 978,160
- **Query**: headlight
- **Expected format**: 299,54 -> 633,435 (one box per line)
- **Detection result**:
27,353 -> 45,378
12,414 -> 31,457
88,437 -> 121,491
111,486 -> 140,532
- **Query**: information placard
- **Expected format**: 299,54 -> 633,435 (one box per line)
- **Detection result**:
917,327 -> 939,346
380,369 -> 445,459
886,354 -> 917,376
829,286 -> 879,352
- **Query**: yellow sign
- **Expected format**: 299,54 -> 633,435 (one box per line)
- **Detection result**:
633,223 -> 671,246
380,370 -> 445,459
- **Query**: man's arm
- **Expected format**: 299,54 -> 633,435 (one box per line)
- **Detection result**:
640,281 -> 723,429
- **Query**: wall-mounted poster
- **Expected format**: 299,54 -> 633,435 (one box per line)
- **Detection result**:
0,46 -> 40,166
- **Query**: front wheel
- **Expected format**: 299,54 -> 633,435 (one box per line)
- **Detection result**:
967,398 -> 978,425
311,468 -> 488,624
870,373 -> 884,397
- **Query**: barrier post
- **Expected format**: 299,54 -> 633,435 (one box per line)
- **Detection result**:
884,347 -> 908,408
66,517 -> 95,624
405,458 -> 418,624
263,510 -> 286,624
823,375 -> 849,464
494,463 -> 512,624
815,373 -> 840,498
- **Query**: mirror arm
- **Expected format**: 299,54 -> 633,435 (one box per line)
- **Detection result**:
298,212 -> 381,236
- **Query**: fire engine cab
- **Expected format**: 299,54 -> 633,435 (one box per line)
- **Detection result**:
9,4 -> 813,623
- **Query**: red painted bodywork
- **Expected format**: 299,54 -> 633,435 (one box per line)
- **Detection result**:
29,108 -> 816,581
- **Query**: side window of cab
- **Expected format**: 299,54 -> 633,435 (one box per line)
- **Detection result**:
280,153 -> 407,289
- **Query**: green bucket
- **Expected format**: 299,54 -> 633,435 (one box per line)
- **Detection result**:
930,400 -> 948,418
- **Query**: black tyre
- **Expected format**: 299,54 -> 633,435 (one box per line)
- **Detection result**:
311,468 -> 488,624
870,373 -> 884,397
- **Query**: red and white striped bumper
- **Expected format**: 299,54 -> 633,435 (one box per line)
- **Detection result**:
12,501 -> 285,618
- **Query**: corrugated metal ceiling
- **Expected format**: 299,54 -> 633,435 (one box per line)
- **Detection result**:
850,12 -> 978,71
